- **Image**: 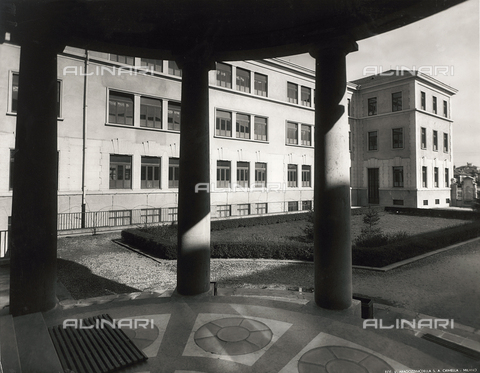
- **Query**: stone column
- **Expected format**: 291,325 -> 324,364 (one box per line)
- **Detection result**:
176,56 -> 213,295
10,40 -> 60,316
310,38 -> 358,310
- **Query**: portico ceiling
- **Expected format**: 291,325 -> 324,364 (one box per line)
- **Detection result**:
2,0 -> 467,60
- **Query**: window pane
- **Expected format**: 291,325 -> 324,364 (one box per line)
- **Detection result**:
236,68 -> 250,93
254,73 -> 267,96
301,87 -> 311,107
287,82 -> 298,104
216,63 -> 232,88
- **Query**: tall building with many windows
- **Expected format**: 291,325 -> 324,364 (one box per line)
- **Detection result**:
348,70 -> 457,208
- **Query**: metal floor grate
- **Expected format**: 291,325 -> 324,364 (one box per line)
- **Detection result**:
49,314 -> 148,373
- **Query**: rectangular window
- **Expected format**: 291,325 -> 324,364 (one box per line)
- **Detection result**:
109,155 -> 132,189
422,166 -> 427,187
392,128 -> 403,149
434,167 -> 439,187
255,162 -> 266,187
237,204 -> 250,216
301,125 -> 312,146
423,200 -> 428,206
302,165 -> 311,187
216,110 -> 232,137
168,158 -> 179,188
109,210 -> 132,226
110,54 -> 134,65
217,205 -> 231,217
9,149 -> 14,190
443,100 -> 448,117
236,113 -> 250,139
288,164 -> 297,187
421,91 -> 426,110
168,102 -> 181,131
141,208 -> 161,224
216,63 -> 232,88
393,166 -> 404,187
302,200 -> 312,210
288,201 -> 299,212
443,133 -> 448,152
433,96 -> 437,114
286,122 -> 298,144
368,131 -> 378,151
217,161 -> 231,188
237,161 -> 249,188
301,86 -> 311,107
368,97 -> 377,116
421,127 -> 427,149
109,91 -> 134,125
433,130 -> 438,151
168,207 -> 178,222
254,116 -> 267,141
254,73 -> 267,96
392,92 -> 402,112
445,168 -> 449,187
168,61 -> 182,76
255,203 -> 267,215
141,156 -> 160,189
140,58 -> 163,72
236,68 -> 250,93
140,97 -> 162,129
287,82 -> 298,104
435,199 -> 440,205
393,199 -> 404,206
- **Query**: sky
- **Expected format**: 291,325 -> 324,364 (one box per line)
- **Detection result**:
285,0 -> 479,168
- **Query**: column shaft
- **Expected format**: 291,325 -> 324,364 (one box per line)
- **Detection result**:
176,60 -> 211,295
313,43 -> 355,309
10,41 -> 59,315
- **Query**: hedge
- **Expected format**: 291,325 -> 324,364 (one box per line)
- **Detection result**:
210,212 -> 310,231
384,206 -> 479,220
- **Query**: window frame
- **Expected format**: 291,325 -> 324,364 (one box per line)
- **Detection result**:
216,63 -> 232,88
140,96 -> 162,129
216,110 -> 232,137
286,122 -> 298,145
421,127 -> 427,149
109,154 -> 132,189
140,58 -> 163,73
392,91 -> 402,112
368,131 -> 378,151
433,130 -> 438,151
109,54 -> 134,65
168,101 -> 181,131
236,67 -> 250,93
301,124 -> 312,146
168,61 -> 182,76
168,158 -> 180,188
287,82 -> 298,104
392,128 -> 404,149
421,91 -> 426,110
217,160 -> 231,188
393,166 -> 404,188
368,97 -> 377,116
254,73 -> 268,97
302,165 -> 311,187
236,113 -> 250,139
108,90 -> 134,126
287,164 -> 298,187
433,96 -> 437,114
236,161 -> 249,188
443,100 -> 448,117
434,167 -> 439,187
443,133 -> 448,153
141,156 -> 161,189
422,166 -> 428,188
254,116 -> 268,141
301,86 -> 311,107
255,162 -> 267,188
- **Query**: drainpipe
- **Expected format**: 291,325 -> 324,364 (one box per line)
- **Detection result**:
81,50 -> 89,228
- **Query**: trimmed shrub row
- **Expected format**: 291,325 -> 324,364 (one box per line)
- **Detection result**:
210,212 -> 310,231
384,206 -> 479,220
122,229 -> 176,259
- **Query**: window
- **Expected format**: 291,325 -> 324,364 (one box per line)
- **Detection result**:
302,200 -> 312,210
216,63 -> 232,88
287,82 -> 298,104
435,199 -> 440,205
141,157 -> 160,189
433,96 -> 437,114
254,116 -> 267,141
368,97 -> 377,116
236,68 -> 250,93
140,58 -> 163,72
140,97 -> 162,129
422,166 -> 427,187
168,61 -> 182,76
393,166 -> 404,187
434,167 -> 439,187
445,168 -> 449,187
302,165 -> 311,187
301,125 -> 312,146
368,131 -> 378,151
254,73 -> 267,96
217,205 -> 231,217
446,198 -> 450,204
433,130 -> 438,151
236,113 -> 250,139
168,207 -> 178,222
392,128 -> 403,149
301,87 -> 311,107
423,200 -> 428,206
392,92 -> 402,112
421,128 -> 427,149
109,91 -> 134,125
109,210 -> 132,226
288,164 -> 297,187
110,54 -> 134,65
109,155 -> 132,189
217,161 -> 231,188
141,208 -> 161,224
421,91 -> 426,110
168,158 -> 179,188
237,162 -> 249,188
443,133 -> 448,152
288,201 -> 299,212
9,149 -> 14,190
286,122 -> 298,144
255,203 -> 267,214
216,110 -> 232,137
255,163 -> 266,187
393,199 -> 404,206
237,204 -> 250,216
168,102 -> 181,131
443,100 -> 448,117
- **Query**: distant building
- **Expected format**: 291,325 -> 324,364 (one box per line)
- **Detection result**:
349,70 -> 457,208
454,163 -> 479,183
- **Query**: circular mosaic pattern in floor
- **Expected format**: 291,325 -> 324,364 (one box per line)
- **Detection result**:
298,346 -> 394,373
194,317 -> 273,356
